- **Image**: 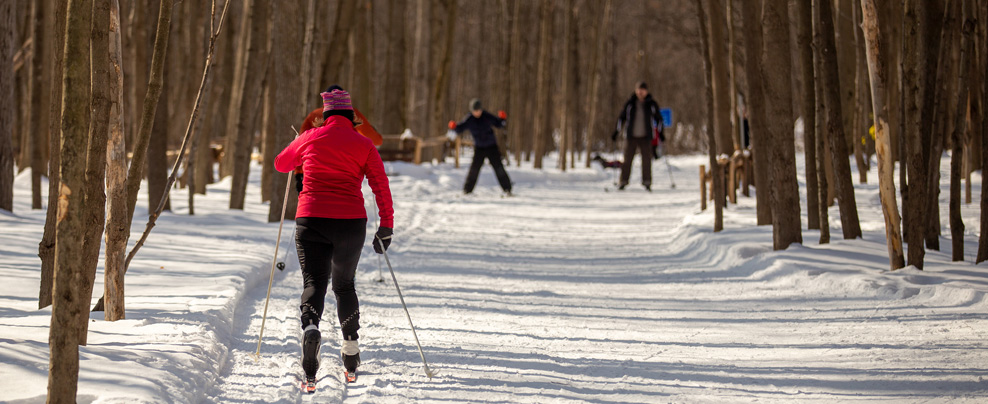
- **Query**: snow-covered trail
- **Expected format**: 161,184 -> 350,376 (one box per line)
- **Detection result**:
206,155 -> 988,403
4,153 -> 988,403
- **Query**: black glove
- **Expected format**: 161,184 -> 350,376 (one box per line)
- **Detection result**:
294,173 -> 304,194
611,130 -> 619,142
373,227 -> 393,254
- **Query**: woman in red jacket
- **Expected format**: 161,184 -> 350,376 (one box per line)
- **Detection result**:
274,89 -> 394,385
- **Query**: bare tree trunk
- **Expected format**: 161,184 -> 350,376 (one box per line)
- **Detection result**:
322,0 -> 358,86
559,0 -> 573,171
816,67 -> 831,244
125,0 -> 172,223
47,0 -> 92,399
104,0 -> 127,321
949,3 -> 975,261
794,0 -> 818,230
19,1 -> 40,210
978,2 -> 988,263
697,0 -> 723,232
29,0 -> 47,212
584,0 -> 612,168
38,0 -> 68,309
228,0 -> 270,210
408,0 -> 431,139
268,0 -> 303,223
921,0 -> 948,253
836,0 -> 856,162
532,0 -> 554,170
508,0 -> 524,165
706,0 -> 733,158
431,0 -> 456,155
95,0 -> 230,313
902,0 -> 931,268
76,0 -> 111,344
860,0 -> 905,270
740,0 -> 772,225
147,62 -> 169,212
761,0 -> 801,250
852,0 -> 870,184
381,0 -> 406,134
0,0 -> 13,212
814,0 -> 862,240
727,0 -> 740,153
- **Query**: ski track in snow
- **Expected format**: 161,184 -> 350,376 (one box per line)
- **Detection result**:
4,153 -> 988,403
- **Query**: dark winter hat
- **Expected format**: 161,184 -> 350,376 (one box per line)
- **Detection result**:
636,81 -> 648,90
469,98 -> 482,111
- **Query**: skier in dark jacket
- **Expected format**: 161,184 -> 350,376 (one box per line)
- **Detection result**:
612,81 -> 662,191
275,89 -> 394,387
449,98 -> 513,195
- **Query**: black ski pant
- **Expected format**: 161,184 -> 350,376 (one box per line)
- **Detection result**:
464,145 -> 512,193
295,217 -> 366,340
619,136 -> 653,187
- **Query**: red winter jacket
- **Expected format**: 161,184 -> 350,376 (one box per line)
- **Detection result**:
275,115 -> 394,228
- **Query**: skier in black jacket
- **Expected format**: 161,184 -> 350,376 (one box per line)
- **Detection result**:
449,98 -> 513,195
612,82 -> 662,191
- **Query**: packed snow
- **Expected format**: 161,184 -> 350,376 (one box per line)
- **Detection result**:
2,150 -> 988,403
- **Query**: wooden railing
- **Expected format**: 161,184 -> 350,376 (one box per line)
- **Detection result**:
700,150 -> 752,210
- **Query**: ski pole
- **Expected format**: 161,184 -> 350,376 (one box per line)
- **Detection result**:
255,126 -> 301,359
663,148 -> 676,189
255,167 -> 294,359
376,236 -> 435,379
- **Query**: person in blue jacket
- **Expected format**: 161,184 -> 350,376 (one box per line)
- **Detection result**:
449,98 -> 513,195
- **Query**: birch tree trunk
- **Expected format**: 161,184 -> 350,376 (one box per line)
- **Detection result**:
0,0 -> 12,212
47,0 -> 93,399
761,0 -> 801,250
814,0 -> 862,240
860,0 -> 905,270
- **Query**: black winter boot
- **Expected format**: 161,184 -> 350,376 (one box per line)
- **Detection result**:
302,327 -> 321,381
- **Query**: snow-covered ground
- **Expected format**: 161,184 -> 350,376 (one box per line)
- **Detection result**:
2,150 -> 988,403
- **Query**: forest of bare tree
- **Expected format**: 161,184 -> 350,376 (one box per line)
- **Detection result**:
1,0 -> 987,400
